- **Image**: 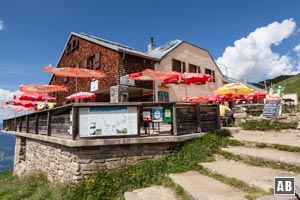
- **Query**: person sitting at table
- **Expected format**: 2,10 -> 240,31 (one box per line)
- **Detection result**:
219,103 -> 232,126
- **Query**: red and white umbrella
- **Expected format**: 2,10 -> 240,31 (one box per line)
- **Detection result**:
19,84 -> 68,93
244,91 -> 267,100
14,92 -> 56,101
66,92 -> 96,101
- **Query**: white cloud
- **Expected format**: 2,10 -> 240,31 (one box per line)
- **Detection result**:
0,20 -> 3,30
216,19 -> 298,82
0,89 -> 21,122
293,43 -> 300,52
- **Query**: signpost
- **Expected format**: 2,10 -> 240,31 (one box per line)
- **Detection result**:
262,100 -> 281,117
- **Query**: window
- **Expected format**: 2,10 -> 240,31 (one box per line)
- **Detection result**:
172,59 -> 181,72
63,77 -> 69,83
189,64 -> 201,73
65,39 -> 79,55
172,59 -> 186,72
85,52 -> 100,70
205,68 -> 215,82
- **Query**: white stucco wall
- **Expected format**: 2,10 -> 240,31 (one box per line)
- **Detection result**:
154,42 -> 224,102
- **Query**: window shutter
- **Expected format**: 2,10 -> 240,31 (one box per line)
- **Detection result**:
83,59 -> 88,68
94,52 -> 100,69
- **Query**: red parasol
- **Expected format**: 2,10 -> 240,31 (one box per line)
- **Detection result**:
127,69 -> 179,81
179,96 -> 208,103
66,92 -> 96,101
43,65 -> 106,98
43,65 -> 107,78
203,94 -> 233,103
14,92 -> 56,101
19,84 -> 68,93
244,91 -> 266,100
12,105 -> 35,112
6,100 -> 36,107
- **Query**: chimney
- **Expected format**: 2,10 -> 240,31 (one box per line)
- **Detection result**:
147,37 -> 155,52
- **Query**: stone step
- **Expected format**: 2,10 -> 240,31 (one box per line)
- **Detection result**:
124,186 -> 179,200
169,170 -> 246,200
232,130 -> 300,147
200,158 -> 300,192
256,195 -> 298,200
222,146 -> 300,166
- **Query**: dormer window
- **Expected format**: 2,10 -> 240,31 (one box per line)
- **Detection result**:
65,39 -> 79,55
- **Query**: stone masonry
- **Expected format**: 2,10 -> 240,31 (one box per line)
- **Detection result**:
13,136 -> 181,184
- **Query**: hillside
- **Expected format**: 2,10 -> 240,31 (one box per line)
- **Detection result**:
273,74 -> 300,99
248,74 -> 295,89
259,75 -> 295,87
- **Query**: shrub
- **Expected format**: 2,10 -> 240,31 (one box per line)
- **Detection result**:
240,120 -> 298,131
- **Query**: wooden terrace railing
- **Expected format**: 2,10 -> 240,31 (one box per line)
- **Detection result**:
3,102 -> 220,140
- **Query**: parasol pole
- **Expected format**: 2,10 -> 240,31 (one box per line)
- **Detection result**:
185,84 -> 188,102
75,66 -> 78,103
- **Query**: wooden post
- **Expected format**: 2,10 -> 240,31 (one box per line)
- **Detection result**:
137,105 -> 141,136
216,104 -> 221,129
72,106 -> 79,140
14,118 -> 17,131
35,113 -> 39,134
25,115 -> 29,133
47,110 -> 52,136
19,117 -> 23,132
196,103 -> 201,132
172,102 -> 178,136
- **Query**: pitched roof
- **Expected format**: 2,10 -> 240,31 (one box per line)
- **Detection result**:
72,32 -> 183,60
147,39 -> 183,59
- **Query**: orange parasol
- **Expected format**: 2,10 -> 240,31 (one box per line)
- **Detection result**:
127,69 -> 179,81
19,84 -> 69,93
43,65 -> 107,78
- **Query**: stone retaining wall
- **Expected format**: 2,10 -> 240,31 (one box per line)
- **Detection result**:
13,136 -> 181,184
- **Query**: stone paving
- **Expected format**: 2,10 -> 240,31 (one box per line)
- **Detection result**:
222,146 -> 300,166
124,128 -> 300,200
124,186 -> 179,200
169,171 -> 246,200
200,157 -> 300,192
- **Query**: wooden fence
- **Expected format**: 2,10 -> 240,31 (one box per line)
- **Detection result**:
3,102 -> 220,140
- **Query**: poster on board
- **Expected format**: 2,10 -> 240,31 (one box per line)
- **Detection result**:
262,100 -> 282,117
79,106 -> 138,137
152,107 -> 163,122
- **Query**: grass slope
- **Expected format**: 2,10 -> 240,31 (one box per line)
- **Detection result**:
0,131 -> 241,200
274,74 -> 300,100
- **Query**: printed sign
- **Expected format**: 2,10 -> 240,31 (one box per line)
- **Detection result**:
90,80 -> 98,92
79,106 -> 138,137
262,100 -> 281,117
142,111 -> 152,122
152,107 -> 163,122
120,75 -> 135,86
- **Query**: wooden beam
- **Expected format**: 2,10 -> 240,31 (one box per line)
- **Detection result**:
47,111 -> 52,136
25,115 -> 29,133
35,113 -> 39,134
72,106 -> 79,140
19,117 -> 23,132
172,103 -> 177,136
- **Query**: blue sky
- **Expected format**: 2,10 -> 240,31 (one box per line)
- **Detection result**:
0,0 -> 300,93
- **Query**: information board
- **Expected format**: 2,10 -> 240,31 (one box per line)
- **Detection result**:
79,106 -> 138,137
262,100 -> 281,117
152,107 -> 163,122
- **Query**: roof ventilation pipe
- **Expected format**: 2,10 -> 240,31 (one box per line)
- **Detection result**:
147,37 -> 155,52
